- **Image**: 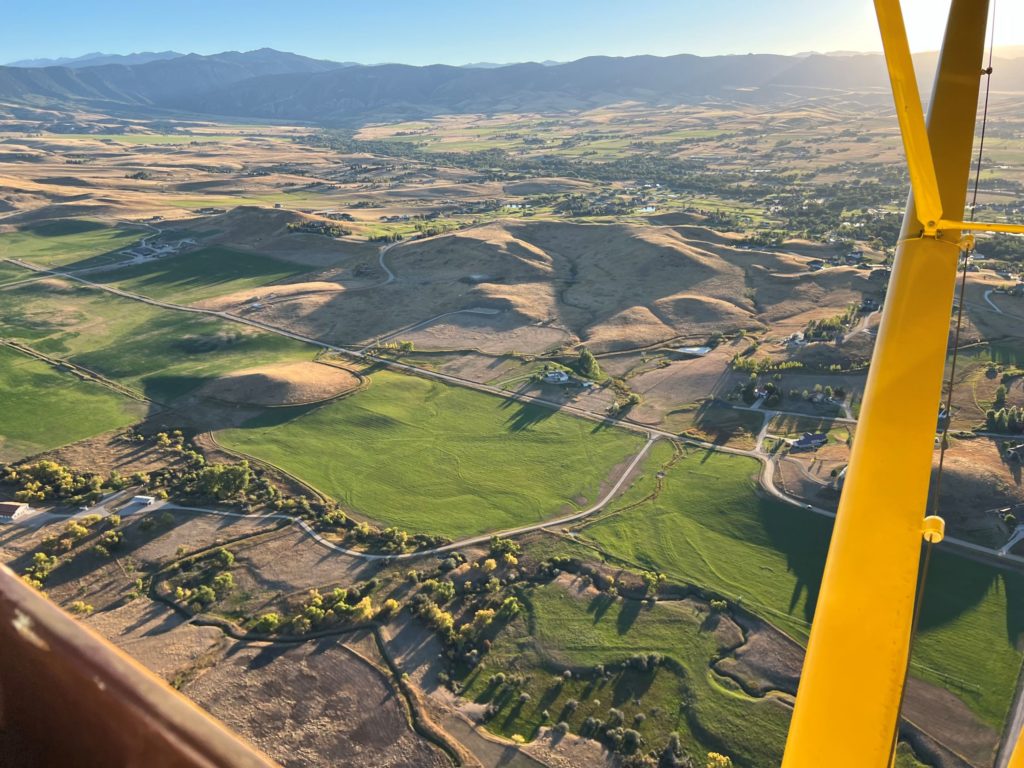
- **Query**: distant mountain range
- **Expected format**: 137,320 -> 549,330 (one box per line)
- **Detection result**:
6,51 -> 185,68
3,47 -> 1024,126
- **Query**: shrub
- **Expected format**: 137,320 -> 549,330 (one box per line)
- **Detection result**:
621,729 -> 642,753
69,601 -> 93,616
254,613 -> 281,633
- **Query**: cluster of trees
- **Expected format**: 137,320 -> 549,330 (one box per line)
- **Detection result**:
730,356 -> 803,375
289,585 -> 379,634
979,233 -> 1024,263
171,547 -> 236,613
286,221 -> 352,237
804,306 -> 858,342
986,406 -> 1024,434
369,232 -> 404,243
146,432 -> 283,510
1,460 -> 135,506
788,383 -> 846,402
23,514 -> 120,589
371,339 -> 415,354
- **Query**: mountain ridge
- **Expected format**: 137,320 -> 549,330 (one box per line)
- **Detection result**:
3,48 -> 1024,126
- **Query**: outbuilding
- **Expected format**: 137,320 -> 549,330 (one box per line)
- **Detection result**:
0,502 -> 29,521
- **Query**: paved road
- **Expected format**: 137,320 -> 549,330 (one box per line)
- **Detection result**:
984,289 -> 1004,314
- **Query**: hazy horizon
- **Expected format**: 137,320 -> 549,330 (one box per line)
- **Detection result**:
3,0 -> 1022,68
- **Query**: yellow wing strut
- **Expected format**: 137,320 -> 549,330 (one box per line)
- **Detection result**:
782,1 -> 995,765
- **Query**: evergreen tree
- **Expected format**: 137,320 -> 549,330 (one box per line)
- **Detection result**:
577,347 -> 602,379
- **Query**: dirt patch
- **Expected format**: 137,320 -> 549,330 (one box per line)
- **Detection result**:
714,622 -> 803,696
183,638 -> 450,768
903,678 -> 1000,768
197,361 -> 360,406
402,311 -> 572,355
38,429 -> 178,477
208,525 -> 381,617
525,728 -> 616,768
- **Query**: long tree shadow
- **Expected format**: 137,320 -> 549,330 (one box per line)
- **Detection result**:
616,596 -> 643,635
503,401 -> 557,433
587,592 -> 615,623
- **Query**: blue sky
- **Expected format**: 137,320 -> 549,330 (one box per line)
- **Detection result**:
3,0 -> 1018,65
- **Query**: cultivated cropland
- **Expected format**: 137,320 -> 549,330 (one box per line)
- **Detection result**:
3,47 -> 1024,768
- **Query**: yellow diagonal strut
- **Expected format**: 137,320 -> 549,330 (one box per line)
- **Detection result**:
781,1 -> 991,766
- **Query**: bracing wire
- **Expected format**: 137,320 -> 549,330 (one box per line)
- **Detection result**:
891,1 -> 998,758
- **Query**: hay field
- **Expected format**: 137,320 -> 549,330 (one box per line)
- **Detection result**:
0,345 -> 148,462
218,369 -> 643,538
0,278 -> 314,402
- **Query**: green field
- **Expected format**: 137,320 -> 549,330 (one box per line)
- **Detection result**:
0,346 -> 148,462
0,261 -> 32,287
581,443 -> 1024,727
218,369 -> 644,538
0,219 -> 143,267
0,279 -> 313,402
462,582 -> 791,766
92,246 -> 308,303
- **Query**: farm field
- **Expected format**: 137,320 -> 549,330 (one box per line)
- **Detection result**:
580,442 -> 1024,728
0,261 -> 31,287
0,345 -> 148,462
460,581 -> 792,767
91,246 -> 310,303
0,219 -> 143,267
0,279 -> 314,401
218,369 -> 644,538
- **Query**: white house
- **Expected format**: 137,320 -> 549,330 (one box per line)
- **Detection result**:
543,371 -> 570,385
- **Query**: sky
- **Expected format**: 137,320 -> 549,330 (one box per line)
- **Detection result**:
3,0 -> 1022,65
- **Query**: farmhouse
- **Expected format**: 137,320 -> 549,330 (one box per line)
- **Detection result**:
792,433 -> 828,451
543,370 -> 570,385
0,502 -> 29,521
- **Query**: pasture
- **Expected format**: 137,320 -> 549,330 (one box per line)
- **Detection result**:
0,279 -> 314,402
0,262 -> 32,287
461,581 -> 791,767
217,369 -> 644,538
581,443 -> 1024,727
0,345 -> 147,462
0,219 -> 142,267
92,246 -> 309,303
